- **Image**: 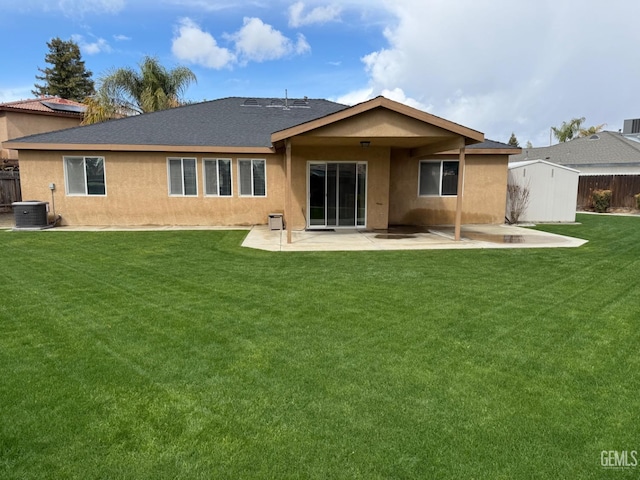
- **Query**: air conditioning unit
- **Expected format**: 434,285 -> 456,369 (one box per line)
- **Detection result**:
12,201 -> 49,230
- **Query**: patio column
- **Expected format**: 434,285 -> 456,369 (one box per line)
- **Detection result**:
285,139 -> 292,244
454,146 -> 466,241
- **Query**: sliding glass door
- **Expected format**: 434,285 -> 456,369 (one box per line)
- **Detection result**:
308,162 -> 367,228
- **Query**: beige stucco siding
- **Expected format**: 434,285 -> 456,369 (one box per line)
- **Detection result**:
1,112 -> 81,159
19,150 -> 285,226
388,151 -> 508,225
19,147 -> 509,228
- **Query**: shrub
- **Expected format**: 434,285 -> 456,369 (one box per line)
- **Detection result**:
592,189 -> 612,213
506,178 -> 531,224
635,193 -> 640,210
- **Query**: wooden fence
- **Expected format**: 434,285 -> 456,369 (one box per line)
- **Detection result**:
0,171 -> 21,212
577,175 -> 640,209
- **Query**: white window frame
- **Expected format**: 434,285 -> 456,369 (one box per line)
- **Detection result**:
203,158 -> 233,197
167,157 -> 198,197
237,158 -> 267,197
418,160 -> 459,197
63,156 -> 107,196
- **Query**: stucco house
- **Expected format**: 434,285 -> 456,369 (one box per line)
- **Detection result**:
3,96 -> 519,241
1,96 -> 86,170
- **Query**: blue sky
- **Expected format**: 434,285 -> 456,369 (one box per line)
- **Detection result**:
2,0 -> 640,147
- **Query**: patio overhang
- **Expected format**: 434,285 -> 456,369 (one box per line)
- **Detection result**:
272,96 -> 484,243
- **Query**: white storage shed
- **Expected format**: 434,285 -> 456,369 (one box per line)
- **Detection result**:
508,160 -> 580,223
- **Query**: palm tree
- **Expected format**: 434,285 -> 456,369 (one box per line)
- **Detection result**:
578,123 -> 607,137
551,117 -> 585,143
82,56 -> 196,124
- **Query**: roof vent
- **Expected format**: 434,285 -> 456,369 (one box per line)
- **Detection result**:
242,98 -> 260,107
267,99 -> 284,107
291,99 -> 310,108
589,134 -> 600,140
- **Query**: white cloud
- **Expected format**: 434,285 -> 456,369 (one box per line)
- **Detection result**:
71,34 -> 112,54
113,34 -> 131,41
171,16 -> 309,69
172,18 -> 236,69
334,87 -> 374,106
288,1 -> 342,27
337,0 -> 640,145
380,88 -> 430,112
229,17 -> 310,63
295,33 -> 311,55
333,86 -> 429,111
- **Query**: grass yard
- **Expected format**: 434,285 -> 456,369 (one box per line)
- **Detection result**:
1,214 -> 639,479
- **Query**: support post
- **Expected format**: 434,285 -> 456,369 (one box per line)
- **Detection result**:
285,139 -> 292,244
454,146 -> 466,241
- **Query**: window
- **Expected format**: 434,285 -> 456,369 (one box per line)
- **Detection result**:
203,159 -> 232,196
419,160 -> 459,196
168,158 -> 197,196
64,156 -> 106,195
238,159 -> 266,196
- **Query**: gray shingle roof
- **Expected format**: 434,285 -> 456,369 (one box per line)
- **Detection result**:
9,97 -> 349,148
467,138 -> 519,150
510,131 -> 640,167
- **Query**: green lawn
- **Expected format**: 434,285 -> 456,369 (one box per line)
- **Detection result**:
1,214 -> 639,479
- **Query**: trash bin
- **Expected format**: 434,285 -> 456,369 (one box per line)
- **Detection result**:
268,213 -> 283,230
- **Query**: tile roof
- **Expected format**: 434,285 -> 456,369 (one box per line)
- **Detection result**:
9,97 -> 348,148
0,97 -> 86,116
510,131 -> 640,167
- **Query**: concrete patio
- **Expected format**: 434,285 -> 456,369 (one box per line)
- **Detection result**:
242,224 -> 588,252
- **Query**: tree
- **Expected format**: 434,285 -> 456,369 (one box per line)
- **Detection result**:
33,37 -> 95,101
551,117 -> 585,143
578,123 -> 606,137
508,132 -> 520,147
525,140 -> 533,149
82,56 -> 196,124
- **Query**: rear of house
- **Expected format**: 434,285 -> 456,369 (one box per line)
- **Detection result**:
5,96 -> 519,235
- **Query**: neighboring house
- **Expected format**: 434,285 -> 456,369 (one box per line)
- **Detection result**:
3,96 -> 520,240
510,131 -> 640,208
0,97 -> 86,170
508,160 -> 579,223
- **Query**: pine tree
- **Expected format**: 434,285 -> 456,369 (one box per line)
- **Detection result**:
32,37 -> 95,101
508,132 -> 520,147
